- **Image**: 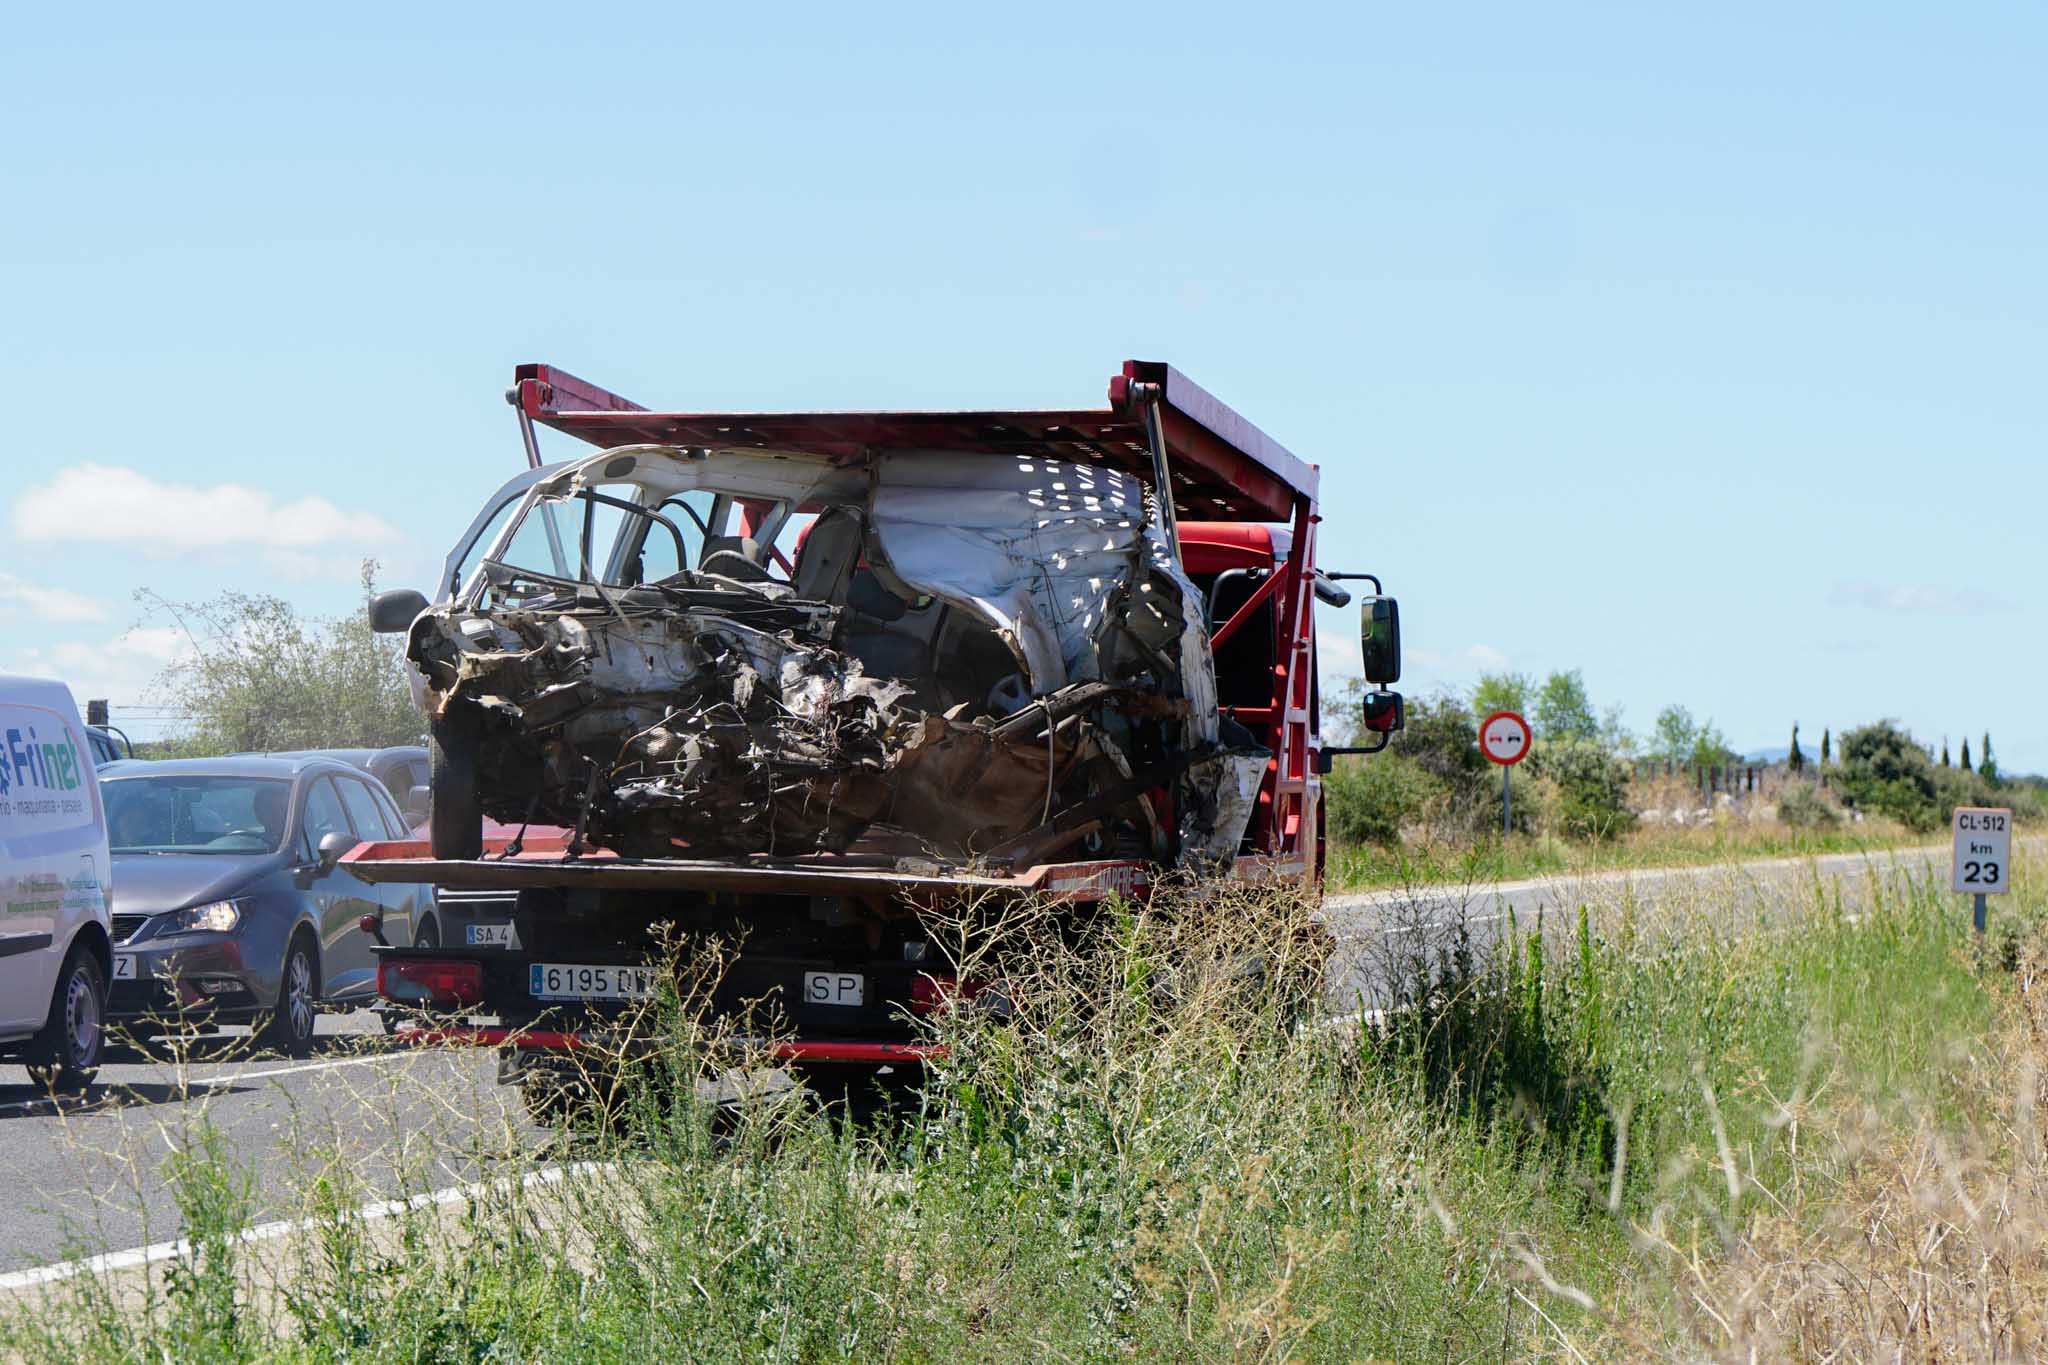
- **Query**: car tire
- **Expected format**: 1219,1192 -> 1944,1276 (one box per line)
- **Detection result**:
25,944 -> 107,1094
429,715 -> 483,860
256,933 -> 319,1058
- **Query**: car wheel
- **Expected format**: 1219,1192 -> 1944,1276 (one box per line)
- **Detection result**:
429,715 -> 483,860
26,945 -> 107,1094
256,934 -> 319,1058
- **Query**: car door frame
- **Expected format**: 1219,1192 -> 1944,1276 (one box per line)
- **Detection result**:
338,773 -> 420,948
295,772 -> 384,1004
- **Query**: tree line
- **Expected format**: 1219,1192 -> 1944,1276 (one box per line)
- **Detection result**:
1327,668 -> 2034,845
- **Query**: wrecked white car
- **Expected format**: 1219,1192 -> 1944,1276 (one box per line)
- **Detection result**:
380,444 -> 1259,868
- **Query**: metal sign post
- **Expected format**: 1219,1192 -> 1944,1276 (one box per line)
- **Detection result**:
1952,805 -> 2012,937
1479,710 -> 1532,837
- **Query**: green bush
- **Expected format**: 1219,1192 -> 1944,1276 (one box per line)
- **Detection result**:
1835,720 -> 1939,829
1324,755 -> 1438,844
1387,693 -> 1498,836
1534,736 -> 1636,840
1776,781 -> 1838,827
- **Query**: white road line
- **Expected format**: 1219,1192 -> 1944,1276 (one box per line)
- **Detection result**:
234,1049 -> 429,1082
0,1162 -> 613,1293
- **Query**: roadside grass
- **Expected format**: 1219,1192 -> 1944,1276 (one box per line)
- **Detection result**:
1327,814 -> 1928,890
4,854 -> 2043,1360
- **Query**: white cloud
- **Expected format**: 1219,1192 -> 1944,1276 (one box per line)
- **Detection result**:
0,572 -> 111,624
258,548 -> 382,583
1829,581 -> 2009,614
10,463 -> 400,556
1464,643 -> 1509,670
3,628 -> 197,729
49,627 -> 188,670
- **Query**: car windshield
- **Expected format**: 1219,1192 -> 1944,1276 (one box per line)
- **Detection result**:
479,484 -> 736,600
104,776 -> 292,854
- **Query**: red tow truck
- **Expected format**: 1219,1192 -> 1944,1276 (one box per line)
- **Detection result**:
347,360 -> 1403,1099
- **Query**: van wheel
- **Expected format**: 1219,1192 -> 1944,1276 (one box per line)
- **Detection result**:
256,934 -> 319,1058
26,945 -> 107,1094
430,715 -> 483,860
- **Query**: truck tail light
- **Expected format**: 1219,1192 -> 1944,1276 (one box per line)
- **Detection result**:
380,958 -> 484,1007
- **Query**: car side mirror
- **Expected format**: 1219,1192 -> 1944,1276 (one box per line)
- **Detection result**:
404,785 -> 431,824
369,588 -> 430,633
316,830 -> 354,874
1360,596 -> 1401,685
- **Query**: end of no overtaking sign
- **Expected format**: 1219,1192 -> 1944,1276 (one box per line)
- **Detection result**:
1479,711 -> 1531,766
1952,806 -> 2011,895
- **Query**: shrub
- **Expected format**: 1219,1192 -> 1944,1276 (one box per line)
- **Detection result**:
1835,720 -> 1939,829
1387,693 -> 1499,836
1535,736 -> 1637,840
1324,756 -> 1438,845
1776,781 -> 1839,827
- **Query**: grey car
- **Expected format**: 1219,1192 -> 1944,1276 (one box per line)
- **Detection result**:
242,746 -> 430,821
99,755 -> 430,1055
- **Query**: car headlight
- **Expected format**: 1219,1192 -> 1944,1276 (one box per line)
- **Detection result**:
167,899 -> 242,934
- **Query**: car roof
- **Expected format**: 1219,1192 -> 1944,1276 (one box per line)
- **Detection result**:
235,746 -> 426,768
99,754 -> 366,781
0,672 -> 85,715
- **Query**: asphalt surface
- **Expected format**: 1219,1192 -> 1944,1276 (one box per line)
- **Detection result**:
1320,840 -> 1967,1009
0,1014 -> 527,1275
0,840 -> 1977,1276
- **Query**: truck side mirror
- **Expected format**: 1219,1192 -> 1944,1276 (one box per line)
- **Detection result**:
369,588 -> 430,634
404,785 -> 431,825
1360,597 -> 1401,684
1360,689 -> 1404,734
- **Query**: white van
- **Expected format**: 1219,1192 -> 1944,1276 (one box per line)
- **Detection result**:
0,674 -> 112,1090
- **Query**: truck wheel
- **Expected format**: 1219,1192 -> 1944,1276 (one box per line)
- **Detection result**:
256,934 -> 320,1058
429,715 -> 483,860
25,945 -> 107,1094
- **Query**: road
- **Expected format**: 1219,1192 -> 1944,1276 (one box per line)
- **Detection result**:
0,1016 -> 526,1277
0,840 -> 1974,1277
1321,840 -> 1964,1008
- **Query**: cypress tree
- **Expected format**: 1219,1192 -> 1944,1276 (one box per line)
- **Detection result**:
1981,732 -> 1997,782
1961,737 -> 1973,771
1821,728 -> 1831,765
1789,723 -> 1804,773
1941,739 -> 1951,767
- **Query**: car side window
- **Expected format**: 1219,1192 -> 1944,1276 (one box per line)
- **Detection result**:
634,492 -> 717,583
448,495 -> 524,597
364,782 -> 409,839
301,777 -> 352,857
335,777 -> 391,841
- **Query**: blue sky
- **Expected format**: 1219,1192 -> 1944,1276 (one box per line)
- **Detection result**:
3,4 -> 2041,764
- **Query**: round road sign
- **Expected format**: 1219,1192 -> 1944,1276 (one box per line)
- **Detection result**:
1479,710 -> 1532,766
